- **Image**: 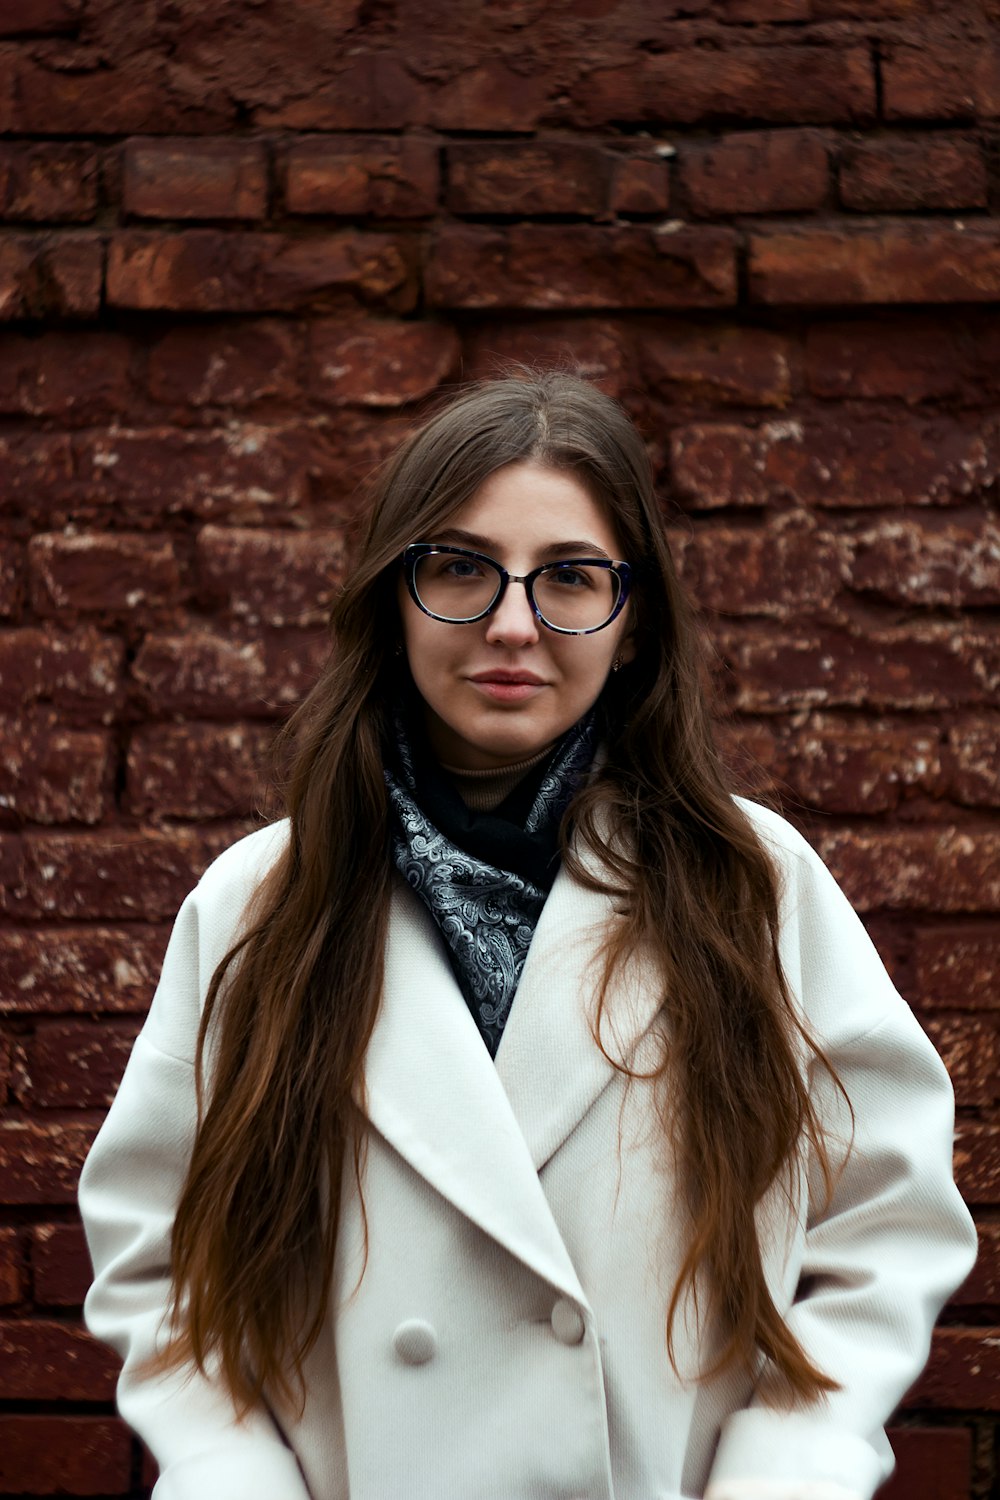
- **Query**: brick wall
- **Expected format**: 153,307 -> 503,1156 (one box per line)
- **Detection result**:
0,0 -> 998,1496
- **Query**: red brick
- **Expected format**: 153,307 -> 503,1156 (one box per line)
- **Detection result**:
0,1413 -> 131,1495
747,715 -> 946,816
0,716 -> 111,824
286,136 -> 438,218
107,228 -> 416,313
913,926 -> 1000,1011
715,623 -> 1000,713
132,626 -> 328,714
23,1018 -> 141,1109
29,532 -> 183,617
675,517 -> 843,617
906,1325 -> 1000,1410
0,628 -> 123,718
0,925 -> 167,1015
308,317 -> 459,406
0,431 -> 73,507
568,45 -> 875,127
0,142 -> 97,222
0,231 -> 102,320
949,1220 -> 1000,1308
881,1427 -> 972,1500
813,827 -> 1000,913
669,417 -> 1000,510
146,320 -> 300,408
680,129 -> 830,217
463,319 -> 631,399
804,318 -> 967,403
31,1221 -> 91,1307
0,538 -> 21,617
425,60 -> 552,133
13,52 -> 234,135
124,137 -> 268,220
883,38 -> 1000,120
446,141 -> 610,217
948,718 -> 1000,808
5,827 -> 237,921
840,137 -> 988,213
749,222 -> 1000,306
0,0 -> 82,33
0,330 -> 133,419
847,517 -> 1000,607
126,721 -> 276,822
0,1119 -> 96,1203
196,524 -> 347,626
0,1318 -> 117,1400
0,1226 -> 23,1305
920,1014 -> 1000,1108
609,154 -> 670,216
953,1122 -> 1000,1205
72,425 -> 317,520
640,322 -> 794,408
257,53 -> 424,132
426,224 -> 737,310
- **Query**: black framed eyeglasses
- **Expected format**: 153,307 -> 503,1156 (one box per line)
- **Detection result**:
402,543 -> 632,635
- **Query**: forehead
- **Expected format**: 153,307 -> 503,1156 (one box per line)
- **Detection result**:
440,461 -> 622,554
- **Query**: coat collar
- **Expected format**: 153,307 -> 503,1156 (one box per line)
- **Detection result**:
362,842 -> 664,1305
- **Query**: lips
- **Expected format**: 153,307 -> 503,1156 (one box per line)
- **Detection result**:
469,670 -> 546,685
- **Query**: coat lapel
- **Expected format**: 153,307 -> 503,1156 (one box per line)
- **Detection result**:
362,846 -> 665,1299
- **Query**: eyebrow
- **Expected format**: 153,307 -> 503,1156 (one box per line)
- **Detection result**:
428,527 -> 614,561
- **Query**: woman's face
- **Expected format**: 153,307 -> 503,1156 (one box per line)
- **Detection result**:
397,460 -> 636,770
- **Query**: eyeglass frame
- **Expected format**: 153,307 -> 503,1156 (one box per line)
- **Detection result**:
401,542 -> 633,636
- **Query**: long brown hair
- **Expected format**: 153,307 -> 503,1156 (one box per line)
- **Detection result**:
150,367 -> 845,1416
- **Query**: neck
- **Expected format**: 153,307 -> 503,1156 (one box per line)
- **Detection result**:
440,743 -> 556,812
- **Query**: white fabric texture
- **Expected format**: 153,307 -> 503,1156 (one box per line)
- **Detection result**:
78,800 -> 978,1500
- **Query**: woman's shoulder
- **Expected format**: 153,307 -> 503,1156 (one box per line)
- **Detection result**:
194,817 -> 292,910
731,794 -> 815,870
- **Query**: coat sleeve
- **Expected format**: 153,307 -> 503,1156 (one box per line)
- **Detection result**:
704,807 -> 979,1500
78,828 -> 313,1500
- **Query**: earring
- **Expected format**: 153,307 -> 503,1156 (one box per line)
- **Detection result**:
612,655 -> 624,672
394,643 -> 403,657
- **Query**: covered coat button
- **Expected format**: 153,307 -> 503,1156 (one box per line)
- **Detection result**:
550,1298 -> 585,1345
392,1319 -> 438,1365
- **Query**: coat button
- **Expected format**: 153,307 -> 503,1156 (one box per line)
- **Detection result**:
550,1298 -> 585,1345
392,1319 -> 438,1365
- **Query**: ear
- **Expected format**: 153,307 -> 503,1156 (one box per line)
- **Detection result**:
617,628 -> 638,666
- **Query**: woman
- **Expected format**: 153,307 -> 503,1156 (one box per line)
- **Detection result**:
79,370 -> 977,1500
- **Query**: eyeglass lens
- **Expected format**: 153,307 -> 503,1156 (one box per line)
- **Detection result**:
412,553 -> 621,631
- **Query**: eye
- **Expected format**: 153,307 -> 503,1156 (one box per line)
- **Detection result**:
547,564 -> 593,589
441,556 -> 486,579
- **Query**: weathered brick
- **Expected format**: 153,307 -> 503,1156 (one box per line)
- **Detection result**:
257,53 -> 424,132
881,1427 -> 972,1500
0,1225 -> 23,1305
883,38 -> 1000,120
0,538 -> 20,617
29,532 -> 183,617
568,45 -> 875,127
609,154 -> 670,216
906,1325 -> 1000,1410
196,524 -> 346,626
921,1014 -> 1000,1108
308,317 -> 459,406
124,137 -> 268,220
675,516 -> 843,617
804,318 -> 967,402
0,330 -> 133,419
0,142 -> 98,221
680,129 -> 829,217
286,136 -> 438,218
761,715 -> 945,815
0,1118 -> 96,1203
146,320 -> 300,408
640,322 -> 794,407
426,224 -> 737,309
0,715 -> 111,824
424,60 -> 551,133
749,222 -> 1000,306
126,721 -> 277,821
840,137 -> 988,213
0,431 -> 73,507
463,319 -> 631,398
913,926 -> 1000,1010
669,417 -> 1000,509
0,0 -> 82,34
950,1219 -> 1000,1308
446,141 -> 610,217
715,622 -> 999,713
0,231 -> 102,319
107,229 -> 416,313
13,52 -> 234,135
23,1018 -> 141,1109
72,425 -> 317,520
0,925 -> 167,1015
31,1221 -> 91,1307
0,627 -> 123,718
953,1122 -> 1000,1205
948,718 -> 1000,808
0,1413 -> 131,1495
0,1318 -> 117,1400
132,626 -> 328,714
4,827 -> 238,921
847,517 -> 1000,607
814,828 -> 1000,913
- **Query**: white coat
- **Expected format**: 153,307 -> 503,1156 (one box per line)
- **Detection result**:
78,796 -> 978,1500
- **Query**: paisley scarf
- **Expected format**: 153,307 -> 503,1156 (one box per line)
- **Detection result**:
383,706 -> 598,1058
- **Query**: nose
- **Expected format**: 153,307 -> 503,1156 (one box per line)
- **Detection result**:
484,577 -> 541,648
